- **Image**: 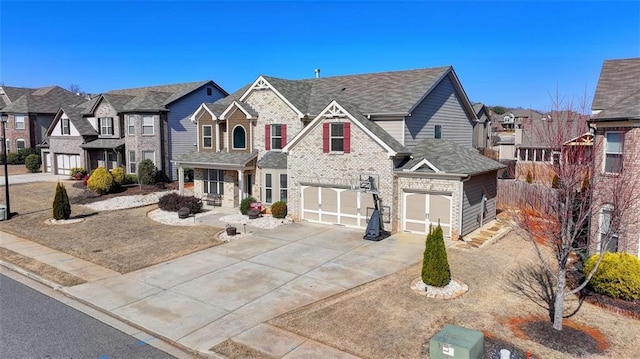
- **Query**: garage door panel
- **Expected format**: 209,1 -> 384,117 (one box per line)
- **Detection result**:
340,216 -> 358,226
322,214 -> 338,223
430,195 -> 451,224
321,188 -> 338,212
340,191 -> 358,216
405,221 -> 425,232
305,212 -> 319,221
55,154 -> 80,175
303,187 -> 318,209
405,193 -> 426,221
301,185 -> 365,229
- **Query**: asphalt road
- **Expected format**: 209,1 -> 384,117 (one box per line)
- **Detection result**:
0,274 -> 176,359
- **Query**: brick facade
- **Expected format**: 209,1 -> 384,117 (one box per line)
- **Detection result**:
3,113 -> 31,153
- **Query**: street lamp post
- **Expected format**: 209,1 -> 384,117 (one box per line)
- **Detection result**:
0,113 -> 10,220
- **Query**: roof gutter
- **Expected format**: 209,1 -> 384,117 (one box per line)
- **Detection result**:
365,112 -> 410,118
458,175 -> 472,239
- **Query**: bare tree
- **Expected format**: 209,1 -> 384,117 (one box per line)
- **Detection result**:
505,91 -> 639,331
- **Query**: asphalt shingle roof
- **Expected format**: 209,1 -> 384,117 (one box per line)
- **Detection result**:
256,151 -> 287,169
202,85 -> 251,118
401,139 -> 504,176
519,111 -> 589,148
1,86 -> 85,114
107,81 -> 223,106
0,86 -> 34,108
80,138 -> 125,149
58,106 -> 98,136
173,150 -> 257,168
592,58 -> 640,120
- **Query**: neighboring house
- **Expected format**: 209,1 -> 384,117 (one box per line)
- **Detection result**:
514,110 -> 592,184
472,103 -> 491,150
589,58 -> 640,256
175,67 -> 504,239
0,86 -> 85,153
42,81 -> 227,177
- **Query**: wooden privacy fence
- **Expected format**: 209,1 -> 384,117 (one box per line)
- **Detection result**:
497,179 -> 559,211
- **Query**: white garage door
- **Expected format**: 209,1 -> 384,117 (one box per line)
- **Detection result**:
55,154 -> 80,175
403,192 -> 452,237
301,185 -> 374,229
45,152 -> 52,173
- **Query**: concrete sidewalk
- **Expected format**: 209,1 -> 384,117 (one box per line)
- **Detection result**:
1,222 -> 429,358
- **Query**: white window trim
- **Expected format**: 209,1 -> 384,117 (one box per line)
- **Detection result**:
15,114 -> 25,130
598,204 -> 617,252
202,125 -> 213,149
603,131 -> 624,174
142,150 -> 155,165
127,116 -> 135,135
264,173 -> 273,203
271,124 -> 283,150
142,115 -> 154,136
204,169 -> 224,195
279,173 -> 288,203
61,117 -> 70,135
16,138 -> 26,151
128,150 -> 136,174
232,125 -> 247,150
100,117 -> 114,136
330,123 -> 344,152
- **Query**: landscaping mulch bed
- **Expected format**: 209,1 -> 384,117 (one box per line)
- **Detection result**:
70,181 -> 179,205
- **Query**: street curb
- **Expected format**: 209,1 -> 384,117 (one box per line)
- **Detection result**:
1,261 -> 223,359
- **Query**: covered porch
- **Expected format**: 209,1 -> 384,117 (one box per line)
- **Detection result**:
80,138 -> 126,172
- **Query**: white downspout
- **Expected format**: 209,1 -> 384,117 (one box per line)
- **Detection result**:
237,169 -> 243,204
178,165 -> 184,196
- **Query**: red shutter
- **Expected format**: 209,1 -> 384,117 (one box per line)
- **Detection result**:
281,124 -> 287,147
322,123 -> 330,153
265,124 -> 270,150
344,122 -> 351,153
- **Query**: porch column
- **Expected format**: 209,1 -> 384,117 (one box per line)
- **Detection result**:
178,166 -> 184,195
237,169 -> 243,202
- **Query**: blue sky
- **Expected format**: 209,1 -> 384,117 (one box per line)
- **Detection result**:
1,1 -> 638,111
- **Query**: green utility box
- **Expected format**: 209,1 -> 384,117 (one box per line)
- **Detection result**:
429,324 -> 484,359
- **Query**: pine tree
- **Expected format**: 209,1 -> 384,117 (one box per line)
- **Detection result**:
421,224 -> 451,287
52,182 -> 71,220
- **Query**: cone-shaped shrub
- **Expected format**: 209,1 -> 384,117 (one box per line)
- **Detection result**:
421,223 -> 451,287
52,182 -> 71,220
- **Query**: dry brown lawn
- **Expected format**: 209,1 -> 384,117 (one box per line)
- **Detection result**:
0,164 -> 31,176
0,182 -> 223,273
0,247 -> 86,286
269,232 -> 640,359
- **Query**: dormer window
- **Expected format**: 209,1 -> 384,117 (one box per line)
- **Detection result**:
232,125 -> 246,149
99,117 -> 114,135
207,88 -> 212,96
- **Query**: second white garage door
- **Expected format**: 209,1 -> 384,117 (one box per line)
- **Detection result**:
55,154 -> 80,175
402,191 -> 452,237
301,185 -> 375,229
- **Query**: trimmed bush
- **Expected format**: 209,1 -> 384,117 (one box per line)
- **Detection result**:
240,196 -> 256,215
584,252 -> 640,301
52,182 -> 71,220
7,152 -> 20,165
123,173 -> 137,185
421,224 -> 451,287
158,193 -> 202,213
87,167 -> 113,194
70,167 -> 85,177
111,167 -> 125,185
138,159 -> 156,185
271,201 -> 287,219
25,154 -> 41,173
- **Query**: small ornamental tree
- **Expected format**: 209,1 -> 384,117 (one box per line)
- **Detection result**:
52,182 -> 71,220
421,224 -> 451,287
25,154 -> 41,173
138,159 -> 156,185
87,167 -> 113,194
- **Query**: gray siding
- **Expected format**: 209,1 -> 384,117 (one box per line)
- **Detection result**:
461,172 -> 498,236
167,84 -> 226,180
36,114 -> 54,145
404,74 -> 473,149
374,119 -> 404,145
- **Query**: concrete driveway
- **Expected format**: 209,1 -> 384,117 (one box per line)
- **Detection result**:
0,172 -> 70,186
65,222 -> 425,357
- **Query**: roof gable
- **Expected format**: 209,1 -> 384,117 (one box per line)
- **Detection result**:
239,76 -> 306,118
1,86 -> 86,114
48,106 -> 98,137
593,58 -> 640,112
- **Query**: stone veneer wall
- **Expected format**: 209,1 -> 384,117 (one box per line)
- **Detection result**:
287,117 -> 395,227
396,175 -> 462,239
193,168 -> 239,208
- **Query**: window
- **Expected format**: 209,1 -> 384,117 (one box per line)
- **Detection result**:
265,174 -> 272,203
434,125 -> 442,139
127,116 -> 135,135
604,132 -> 623,173
128,151 -> 136,173
271,124 -> 283,150
5,140 -> 9,152
279,174 -> 287,203
233,125 -> 246,149
142,151 -> 155,164
61,118 -> 70,135
330,123 -> 344,151
16,139 -> 25,151
599,205 -> 619,252
203,125 -> 212,148
204,169 -> 224,195
142,115 -> 154,135
206,88 -> 212,96
99,117 -> 114,135
15,115 -> 25,130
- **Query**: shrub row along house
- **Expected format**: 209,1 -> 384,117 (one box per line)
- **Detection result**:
173,66 -> 504,238
41,81 -> 227,178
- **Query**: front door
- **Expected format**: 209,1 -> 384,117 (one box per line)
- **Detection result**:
245,174 -> 253,197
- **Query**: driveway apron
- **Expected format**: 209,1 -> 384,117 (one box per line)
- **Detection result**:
65,222 -> 425,356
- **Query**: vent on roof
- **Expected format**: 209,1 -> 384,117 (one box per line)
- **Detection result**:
314,69 -> 320,78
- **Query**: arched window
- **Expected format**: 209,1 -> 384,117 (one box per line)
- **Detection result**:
16,139 -> 26,151
232,125 -> 246,149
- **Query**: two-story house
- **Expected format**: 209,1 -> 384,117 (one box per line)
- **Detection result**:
0,86 -> 85,153
589,58 -> 640,256
175,67 -> 504,239
43,81 -> 227,177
